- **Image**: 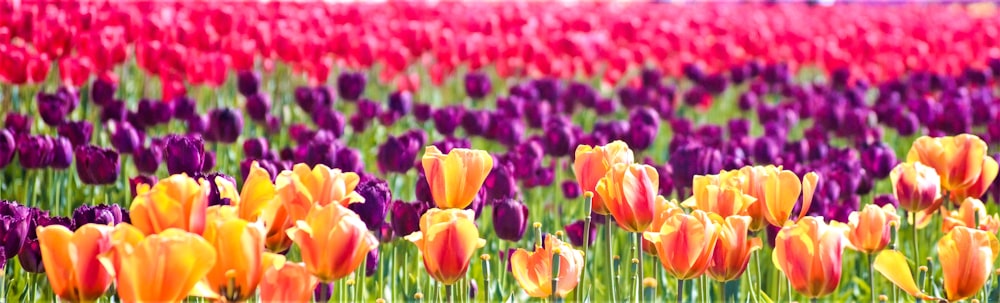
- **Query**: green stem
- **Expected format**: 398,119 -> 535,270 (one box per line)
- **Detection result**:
786,273 -> 793,302
446,284 -> 454,303
579,195 -> 593,303
868,253 -> 876,303
910,211 -> 920,275
552,248 -> 562,302
634,232 -> 643,303
606,222 -> 617,300
678,279 -> 685,303
482,255 -> 492,303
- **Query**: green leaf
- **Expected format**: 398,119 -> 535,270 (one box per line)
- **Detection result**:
851,276 -> 871,295
759,290 -> 775,303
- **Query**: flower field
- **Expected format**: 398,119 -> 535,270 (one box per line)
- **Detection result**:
2,1 -> 1000,302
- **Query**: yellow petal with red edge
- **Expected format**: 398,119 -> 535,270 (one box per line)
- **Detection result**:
873,250 -> 928,299
799,172 -> 818,220
238,161 -> 276,221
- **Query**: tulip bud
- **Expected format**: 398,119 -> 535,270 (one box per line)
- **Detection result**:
890,162 -> 942,213
110,121 -> 141,154
57,120 -> 93,147
462,110 -> 491,137
246,93 -> 272,122
37,92 -> 69,126
413,103 -> 432,122
313,283 -> 333,302
0,129 -> 14,169
243,138 -> 269,160
337,71 -> 367,101
90,78 -> 116,106
171,95 -> 197,120
236,70 -> 261,96
312,107 -> 345,138
562,181 -> 581,199
202,151 -> 216,172
4,113 -> 31,137
377,134 -> 421,174
543,123 -> 576,157
186,114 -> 209,135
465,72 -> 492,99
493,199 -> 529,242
366,249 -> 379,277
387,91 -> 412,117
207,108 -> 244,143
19,239 -> 44,273
50,137 -> 73,170
164,135 -> 205,176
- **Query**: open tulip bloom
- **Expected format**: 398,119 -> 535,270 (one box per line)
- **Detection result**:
6,2 -> 1000,302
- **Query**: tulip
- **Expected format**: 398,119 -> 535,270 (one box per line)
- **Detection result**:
683,170 -> 755,218
348,176 -> 392,231
287,203 -> 378,283
485,164 -> 519,203
202,206 -> 275,301
565,219 -> 597,247
872,250 -> 937,301
493,199 -> 529,242
99,224 -> 217,302
465,72 -> 492,99
37,223 -> 114,302
950,155 -> 999,202
890,162 -> 942,212
312,107 -> 345,138
202,151 -> 217,172
421,146 -> 493,209
336,71 -> 366,101
390,200 -> 429,238
377,134 -> 421,174
510,235 -> 584,298
246,93 -> 272,122
432,106 -> 464,136
129,174 -> 210,235
37,92 -> 70,126
595,163 -> 659,233
19,237 -> 45,273
18,135 -> 54,169
755,166 -> 818,227
274,163 -> 364,221
207,108 -> 244,144
110,121 -> 141,154
73,204 -> 124,227
74,145 -> 121,185
261,262 -> 319,302
5,113 -> 32,136
0,200 -> 29,260
643,209 -> 719,280
129,176 -> 157,199
772,216 -> 846,299
669,143 -> 723,194
562,180 -> 581,199
942,197 -> 1000,234
462,110 -> 491,137
50,137 -> 73,169
405,208 -> 486,285
573,141 -> 635,215
388,91 -> 413,117
91,78 -> 116,105
164,135 -> 206,176
707,215 -> 762,282
243,138 -> 269,160
841,204 -> 900,254
906,134 -> 989,193
0,129 -> 13,169
236,70 -> 261,97
937,226 -> 1000,301
335,147 -> 364,173
57,120 -> 93,147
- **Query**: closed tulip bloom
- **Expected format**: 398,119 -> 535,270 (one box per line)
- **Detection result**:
261,262 -> 319,303
683,170 -> 755,218
38,223 -> 114,302
906,134 -> 989,193
50,137 -> 73,169
18,135 -> 54,169
596,163 -> 659,233
574,141 -> 635,215
644,209 -> 719,280
134,145 -> 163,175
336,71 -> 366,101
347,176 -> 392,231
73,204 -> 124,227
942,198 -> 1000,234
890,162 -> 942,213
707,215 -> 761,282
74,145 -> 121,185
841,204 -> 900,254
207,108 -> 244,144
390,200 -> 429,238
57,120 -> 93,147
0,129 -> 13,169
565,219 -> 597,247
164,135 -> 206,176
287,203 -> 378,283
421,146 -> 493,209
202,207 -> 272,302
129,174 -> 210,235
274,163 -> 364,222
99,224 -> 216,302
110,121 -> 141,154
236,70 -> 261,97
405,208 -> 486,285
511,235 -> 584,298
950,155 -> 999,202
493,199 -> 529,242
937,226 -> 1000,301
0,201 -> 30,259
464,72 -> 492,100
772,216 -> 846,299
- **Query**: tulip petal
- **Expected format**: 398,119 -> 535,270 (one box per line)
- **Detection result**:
873,250 -> 923,298
798,172 -> 818,220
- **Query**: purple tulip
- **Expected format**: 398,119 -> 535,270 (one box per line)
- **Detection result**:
873,194 -> 898,208
74,145 -> 120,185
387,91 -> 413,117
18,136 -> 54,169
72,204 -> 124,227
860,142 -> 897,179
134,145 -> 163,175
365,249 -> 379,277
377,134 -> 420,174
56,121 -> 92,147
485,164 -> 518,203
543,123 -> 576,157
246,93 -> 272,122
390,200 -> 429,237
533,78 -> 562,102
0,130 -> 13,169
90,78 -> 116,106
349,176 -> 392,231
562,180 -> 581,199
0,201 -> 29,260
243,138 -> 269,160
164,135 -> 205,176
465,72 -> 492,99
413,103 -> 432,122
461,110 -> 491,137
415,173 -> 433,204
19,239 -> 44,273
524,101 -> 551,129
110,122 -> 141,154
37,92 -> 70,126
565,220 -> 597,247
337,71 -> 367,102
433,106 -> 464,136
312,107 -> 345,138
130,175 -> 158,199
197,172 -> 236,206
50,137 -> 73,170
335,147 -> 364,173
186,114 -> 209,135
304,139 -> 338,168
670,143 -> 722,194
314,283 -> 333,302
207,108 -> 244,143
139,99 -> 174,126
202,151 -> 216,173
432,137 -> 471,154
236,70 -> 261,96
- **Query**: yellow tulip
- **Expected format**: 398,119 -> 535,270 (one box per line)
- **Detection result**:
510,235 -> 585,298
202,206 -> 272,302
950,155 -> 999,202
842,204 -> 900,254
643,209 -> 719,280
129,174 -> 210,235
573,141 -> 635,215
287,203 -> 378,283
421,146 -> 494,209
906,134 -> 989,193
707,216 -> 762,282
275,163 -> 364,222
38,223 -> 115,302
684,170 -> 755,218
643,196 -> 683,255
762,168 -> 818,227
405,208 -> 486,285
942,197 -> 1000,234
890,162 -> 942,213
738,166 -> 769,231
221,161 -> 277,221
938,226 -> 1000,301
596,163 -> 660,233
99,224 -> 217,303
260,262 -> 319,303
772,216 -> 845,299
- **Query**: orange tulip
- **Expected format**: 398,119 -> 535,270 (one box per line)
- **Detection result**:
772,216 -> 845,299
259,197 -> 295,253
738,166 -> 770,231
942,197 -> 1000,234
950,155 -> 999,202
573,141 -> 635,215
762,168 -> 818,227
275,163 -> 364,222
260,262 -> 319,303
707,215 -> 762,282
510,235 -> 585,298
643,196 -> 683,255
906,134 -> 989,193
201,206 -> 273,302
287,203 -> 378,283
405,208 -> 486,285
129,174 -> 210,235
643,209 -> 720,280
38,223 -> 115,302
841,204 -> 900,254
99,224 -> 217,303
890,162 -> 942,213
938,226 -> 1000,301
596,163 -> 659,233
215,161 -> 277,221
683,170 -> 755,218
872,250 -> 937,301
421,146 -> 494,209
